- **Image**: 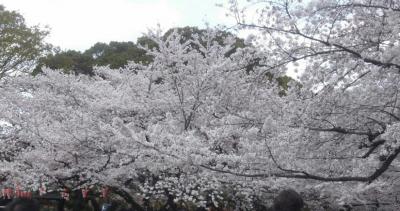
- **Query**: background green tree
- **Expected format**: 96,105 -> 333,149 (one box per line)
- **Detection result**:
34,50 -> 94,75
34,27 -> 248,77
84,41 -> 152,68
34,40 -> 154,75
0,5 -> 50,78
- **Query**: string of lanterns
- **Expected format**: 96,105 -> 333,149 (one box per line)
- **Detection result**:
1,187 -> 33,199
1,185 -> 110,200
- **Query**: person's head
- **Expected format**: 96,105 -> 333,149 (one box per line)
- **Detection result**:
272,189 -> 304,211
6,198 -> 39,211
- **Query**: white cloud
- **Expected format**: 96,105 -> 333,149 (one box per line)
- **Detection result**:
0,0 -> 182,51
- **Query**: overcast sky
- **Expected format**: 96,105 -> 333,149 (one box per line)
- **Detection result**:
0,0 -> 234,51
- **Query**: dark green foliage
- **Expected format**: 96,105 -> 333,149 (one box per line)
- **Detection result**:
263,72 -> 294,96
34,26 -> 246,75
34,40 -> 155,75
276,75 -> 294,96
33,50 -> 94,75
137,36 -> 158,51
85,41 -> 153,68
276,75 -> 292,91
33,26 -> 254,80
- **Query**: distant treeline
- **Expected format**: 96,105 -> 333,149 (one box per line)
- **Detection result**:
33,27 -> 245,75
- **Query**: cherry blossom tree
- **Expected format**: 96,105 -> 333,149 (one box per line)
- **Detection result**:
0,28 -> 269,209
2,1 -> 400,207
218,0 -> 400,209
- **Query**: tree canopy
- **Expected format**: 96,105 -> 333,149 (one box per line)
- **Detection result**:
85,41 -> 153,68
34,50 -> 94,75
33,26 -> 246,75
2,0 -> 400,210
0,5 -> 50,78
226,0 -> 400,208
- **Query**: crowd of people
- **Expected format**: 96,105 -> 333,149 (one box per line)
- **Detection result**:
0,189 -> 304,211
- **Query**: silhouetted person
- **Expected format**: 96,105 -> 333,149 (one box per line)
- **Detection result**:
269,189 -> 304,211
5,198 -> 40,211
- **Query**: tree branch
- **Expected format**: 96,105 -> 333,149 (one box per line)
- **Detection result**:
201,143 -> 400,183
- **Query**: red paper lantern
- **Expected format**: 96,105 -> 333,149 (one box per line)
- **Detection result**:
39,185 -> 46,196
101,186 -> 110,198
81,188 -> 89,199
15,186 -> 21,198
6,188 -> 13,199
